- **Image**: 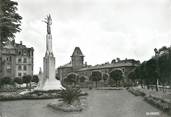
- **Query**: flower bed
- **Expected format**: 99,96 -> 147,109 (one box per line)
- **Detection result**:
47,87 -> 88,112
96,87 -> 124,90
128,87 -> 171,115
0,90 -> 61,101
144,95 -> 171,114
0,89 -> 88,101
127,87 -> 146,96
0,87 -> 26,92
47,97 -> 87,112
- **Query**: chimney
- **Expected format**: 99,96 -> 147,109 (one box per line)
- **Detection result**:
11,39 -> 15,45
85,62 -> 87,66
20,41 -> 22,45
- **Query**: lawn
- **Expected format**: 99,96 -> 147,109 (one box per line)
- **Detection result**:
0,89 -> 170,117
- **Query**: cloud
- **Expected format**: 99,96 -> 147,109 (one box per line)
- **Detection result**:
15,0 -> 171,74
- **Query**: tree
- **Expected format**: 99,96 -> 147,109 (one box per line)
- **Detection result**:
116,58 -> 120,62
103,73 -> 109,82
32,75 -> 39,84
110,70 -> 123,87
128,71 -> 137,86
0,0 -> 22,45
132,46 -> 171,91
145,58 -> 160,90
111,59 -> 116,64
79,76 -> 86,83
14,77 -> 23,85
22,75 -> 32,89
64,73 -> 78,86
138,62 -> 147,88
0,0 -> 22,78
90,71 -> 102,87
158,50 -> 171,91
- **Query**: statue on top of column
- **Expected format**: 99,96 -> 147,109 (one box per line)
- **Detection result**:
43,14 -> 52,34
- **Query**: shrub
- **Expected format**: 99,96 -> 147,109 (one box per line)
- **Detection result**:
22,75 -> 32,89
57,87 -> 83,105
64,73 -> 78,86
32,75 -> 39,84
14,77 -> 23,85
110,70 -> 123,87
0,76 -> 13,87
90,71 -> 102,87
79,76 -> 86,83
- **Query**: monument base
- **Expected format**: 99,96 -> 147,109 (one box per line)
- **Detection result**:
35,78 -> 63,91
42,79 -> 63,90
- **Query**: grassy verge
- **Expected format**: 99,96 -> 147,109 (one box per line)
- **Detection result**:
128,87 -> 171,115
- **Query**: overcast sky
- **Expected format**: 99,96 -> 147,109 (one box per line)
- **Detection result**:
15,0 -> 171,74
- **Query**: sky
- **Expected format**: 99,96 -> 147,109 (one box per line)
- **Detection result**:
15,0 -> 171,74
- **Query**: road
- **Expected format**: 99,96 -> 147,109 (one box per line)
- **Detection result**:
0,89 -> 169,117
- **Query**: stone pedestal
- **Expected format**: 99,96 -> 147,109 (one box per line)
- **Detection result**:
41,54 -> 63,90
42,79 -> 62,90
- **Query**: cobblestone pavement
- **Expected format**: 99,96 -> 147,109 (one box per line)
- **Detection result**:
0,89 -> 169,117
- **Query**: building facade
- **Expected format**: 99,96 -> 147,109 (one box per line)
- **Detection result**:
57,47 -> 140,81
0,40 -> 34,79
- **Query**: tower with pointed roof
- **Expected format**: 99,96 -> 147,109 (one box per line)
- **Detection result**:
71,47 -> 84,71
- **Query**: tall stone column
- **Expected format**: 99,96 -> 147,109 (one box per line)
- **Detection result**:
43,33 -> 55,81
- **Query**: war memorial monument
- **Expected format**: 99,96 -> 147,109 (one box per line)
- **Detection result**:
36,15 -> 63,90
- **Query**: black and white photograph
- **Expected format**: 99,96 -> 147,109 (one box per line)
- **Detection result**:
0,0 -> 171,117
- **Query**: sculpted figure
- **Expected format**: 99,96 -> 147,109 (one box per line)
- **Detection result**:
43,14 -> 52,34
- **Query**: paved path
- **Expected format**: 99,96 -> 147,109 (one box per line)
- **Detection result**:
0,90 -> 169,117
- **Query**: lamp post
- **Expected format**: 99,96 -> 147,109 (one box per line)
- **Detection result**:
154,48 -> 159,92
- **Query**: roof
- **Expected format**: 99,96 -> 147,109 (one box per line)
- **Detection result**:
59,62 -> 72,68
71,47 -> 84,57
3,40 -> 33,50
78,62 -> 139,72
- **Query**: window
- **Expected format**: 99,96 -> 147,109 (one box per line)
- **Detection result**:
23,58 -> 27,63
18,58 -> 22,63
7,65 -> 11,72
9,56 -> 12,61
122,68 -> 125,72
18,72 -> 22,77
6,57 -> 9,61
23,73 -> 26,76
18,51 -> 21,55
6,65 -> 11,70
18,65 -> 22,70
23,65 -> 27,71
23,50 -> 27,56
